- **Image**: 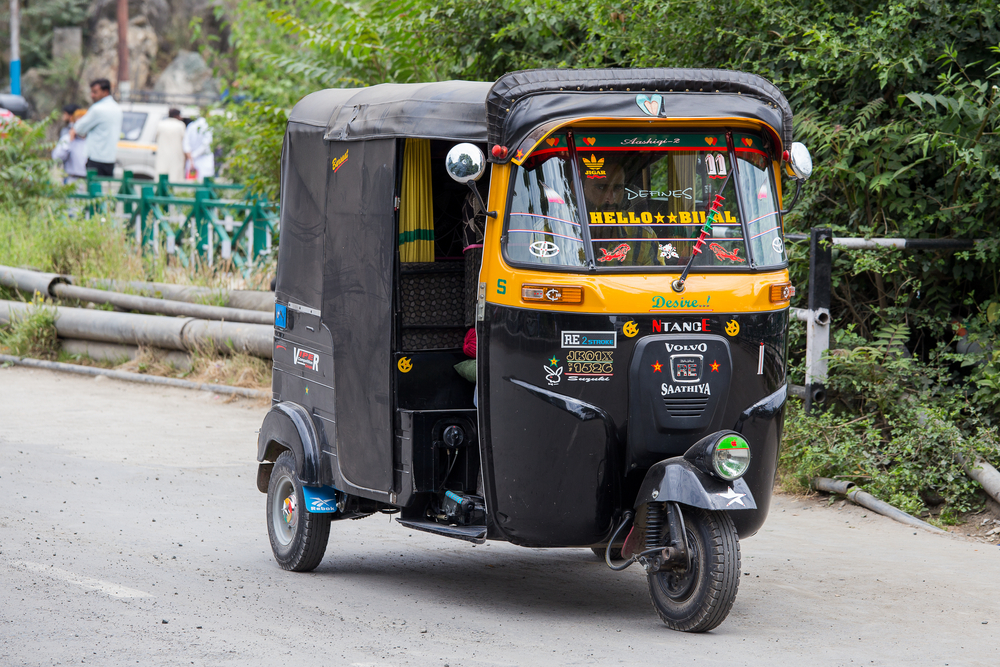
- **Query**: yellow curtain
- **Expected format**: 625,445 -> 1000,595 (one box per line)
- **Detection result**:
399,138 -> 435,262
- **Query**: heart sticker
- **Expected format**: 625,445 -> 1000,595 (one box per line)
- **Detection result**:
583,137 -> 597,146
546,137 -> 560,147
635,94 -> 662,117
742,137 -> 753,147
704,137 -> 718,146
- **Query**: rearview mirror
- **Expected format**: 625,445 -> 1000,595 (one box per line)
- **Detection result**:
788,142 -> 813,180
445,143 -> 486,184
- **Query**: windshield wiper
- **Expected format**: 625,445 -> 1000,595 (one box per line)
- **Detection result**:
671,170 -> 733,293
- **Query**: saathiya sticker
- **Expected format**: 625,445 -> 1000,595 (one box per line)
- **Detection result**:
597,243 -> 630,262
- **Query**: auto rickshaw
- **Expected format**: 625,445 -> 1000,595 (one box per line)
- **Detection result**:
256,68 -> 813,632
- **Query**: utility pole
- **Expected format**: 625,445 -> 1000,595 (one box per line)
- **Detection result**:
116,0 -> 130,100
9,0 -> 20,95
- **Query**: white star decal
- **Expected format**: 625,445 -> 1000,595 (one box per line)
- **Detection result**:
716,487 -> 746,507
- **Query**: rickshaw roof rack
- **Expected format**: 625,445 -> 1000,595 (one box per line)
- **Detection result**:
286,81 -> 493,143
485,68 -> 793,161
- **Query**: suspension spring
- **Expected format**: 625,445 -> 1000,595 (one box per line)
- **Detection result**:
645,502 -> 665,550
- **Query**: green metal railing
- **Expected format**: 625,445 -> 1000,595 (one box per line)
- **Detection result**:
74,171 -> 279,277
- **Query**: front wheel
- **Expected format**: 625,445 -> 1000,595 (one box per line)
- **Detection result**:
647,506 -> 740,632
266,451 -> 331,571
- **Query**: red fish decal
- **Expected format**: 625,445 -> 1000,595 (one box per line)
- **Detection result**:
597,243 -> 631,262
709,243 -> 745,263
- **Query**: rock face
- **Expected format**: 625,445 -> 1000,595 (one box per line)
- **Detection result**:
78,17 -> 159,97
153,51 -> 219,99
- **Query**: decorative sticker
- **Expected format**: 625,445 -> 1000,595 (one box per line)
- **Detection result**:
561,331 -> 617,349
705,153 -> 728,179
669,354 -> 703,384
397,356 -> 413,373
704,136 -> 718,146
566,350 -> 613,382
650,295 -> 712,311
710,360 -> 721,372
627,186 -> 693,201
725,319 -> 740,337
658,243 -> 679,259
529,240 -> 560,258
331,150 -> 349,173
544,356 -> 563,386
772,236 -> 784,254
661,382 -> 711,396
716,487 -> 747,507
274,303 -> 287,329
622,321 -> 639,338
635,94 -> 662,116
545,137 -> 561,147
709,242 -> 745,263
596,243 -> 631,262
581,154 -> 606,179
497,279 -> 507,295
294,347 -> 319,372
653,319 -> 712,333
757,342 -> 765,375
651,360 -> 663,373
582,136 -> 597,146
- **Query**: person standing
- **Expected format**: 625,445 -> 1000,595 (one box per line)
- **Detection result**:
183,115 -> 214,181
155,108 -> 187,182
69,79 -> 123,177
52,108 -> 89,184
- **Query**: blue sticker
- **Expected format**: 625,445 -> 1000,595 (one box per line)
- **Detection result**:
274,303 -> 287,329
302,485 -> 340,513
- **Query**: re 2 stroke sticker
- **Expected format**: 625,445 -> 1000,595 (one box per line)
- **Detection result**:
294,347 -> 319,372
561,331 -> 617,349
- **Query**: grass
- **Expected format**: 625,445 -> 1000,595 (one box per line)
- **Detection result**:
0,296 -> 59,359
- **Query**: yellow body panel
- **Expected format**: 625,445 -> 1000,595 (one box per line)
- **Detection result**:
481,119 -> 792,315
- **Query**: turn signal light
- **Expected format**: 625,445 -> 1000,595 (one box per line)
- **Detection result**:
770,282 -> 796,303
521,284 -> 583,304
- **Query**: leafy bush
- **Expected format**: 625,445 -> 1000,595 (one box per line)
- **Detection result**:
0,115 -> 69,207
0,295 -> 59,360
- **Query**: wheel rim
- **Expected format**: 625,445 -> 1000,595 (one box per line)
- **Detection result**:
271,473 -> 297,547
654,528 -> 701,603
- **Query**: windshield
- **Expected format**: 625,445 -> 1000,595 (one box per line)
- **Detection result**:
503,130 -> 785,270
120,112 -> 148,141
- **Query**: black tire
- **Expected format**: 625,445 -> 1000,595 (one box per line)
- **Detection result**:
647,506 -> 740,632
266,451 -> 331,572
591,546 -> 623,561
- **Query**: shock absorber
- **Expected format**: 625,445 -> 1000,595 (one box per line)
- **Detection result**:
645,502 -> 665,550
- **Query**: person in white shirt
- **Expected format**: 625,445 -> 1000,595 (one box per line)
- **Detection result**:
69,79 -> 123,177
155,108 -> 187,182
52,107 -> 89,183
183,116 -> 214,181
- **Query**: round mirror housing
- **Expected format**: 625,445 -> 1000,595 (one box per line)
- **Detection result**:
445,143 -> 486,184
788,142 -> 813,180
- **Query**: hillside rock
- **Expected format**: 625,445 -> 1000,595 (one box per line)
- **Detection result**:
153,50 -> 219,99
78,16 -> 159,97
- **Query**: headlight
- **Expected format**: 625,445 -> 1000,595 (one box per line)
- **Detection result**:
684,431 -> 752,481
712,434 -> 751,480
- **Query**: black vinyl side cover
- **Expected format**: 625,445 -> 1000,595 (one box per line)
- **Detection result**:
256,402 -> 324,489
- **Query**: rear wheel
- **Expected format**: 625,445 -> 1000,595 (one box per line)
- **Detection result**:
647,506 -> 740,632
266,451 -> 331,571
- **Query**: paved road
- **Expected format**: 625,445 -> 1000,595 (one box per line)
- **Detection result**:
1,366 -> 998,666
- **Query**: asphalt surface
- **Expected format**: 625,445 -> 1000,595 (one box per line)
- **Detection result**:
1,365 -> 998,666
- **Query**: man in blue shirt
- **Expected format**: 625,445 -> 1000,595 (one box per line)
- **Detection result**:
69,79 -> 123,177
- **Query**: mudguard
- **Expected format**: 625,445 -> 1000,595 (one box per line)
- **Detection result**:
634,458 -> 756,511
256,402 -> 324,492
